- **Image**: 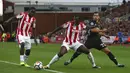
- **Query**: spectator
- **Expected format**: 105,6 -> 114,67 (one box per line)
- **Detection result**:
6,32 -> 11,41
2,32 -> 7,42
43,34 -> 49,43
123,0 -> 126,5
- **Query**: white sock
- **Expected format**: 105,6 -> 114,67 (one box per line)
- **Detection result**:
47,54 -> 59,67
87,52 -> 96,67
20,55 -> 24,62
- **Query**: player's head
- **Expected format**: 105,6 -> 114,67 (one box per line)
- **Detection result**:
28,7 -> 36,17
93,12 -> 100,20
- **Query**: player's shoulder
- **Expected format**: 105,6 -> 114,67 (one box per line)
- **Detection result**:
89,20 -> 97,25
87,20 -> 98,29
79,21 -> 85,24
21,12 -> 27,15
65,21 -> 73,24
67,20 -> 73,23
88,20 -> 97,27
32,17 -> 36,20
18,12 -> 25,15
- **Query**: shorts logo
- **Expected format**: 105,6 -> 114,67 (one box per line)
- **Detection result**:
100,43 -> 106,47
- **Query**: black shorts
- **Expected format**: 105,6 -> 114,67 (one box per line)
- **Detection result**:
84,37 -> 107,50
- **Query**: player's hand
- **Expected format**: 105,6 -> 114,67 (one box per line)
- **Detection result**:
47,32 -> 52,38
34,38 -> 38,46
103,28 -> 107,32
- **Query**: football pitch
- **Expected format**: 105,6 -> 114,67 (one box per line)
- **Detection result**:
0,42 -> 129,73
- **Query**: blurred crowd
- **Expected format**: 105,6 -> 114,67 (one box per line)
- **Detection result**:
0,31 -> 16,42
100,1 -> 130,36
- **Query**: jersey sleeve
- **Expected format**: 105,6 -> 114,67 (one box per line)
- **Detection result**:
32,18 -> 36,28
88,21 -> 97,29
16,12 -> 24,19
62,22 -> 69,28
81,22 -> 86,29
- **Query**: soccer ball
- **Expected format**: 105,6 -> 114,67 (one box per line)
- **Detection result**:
34,61 -> 43,70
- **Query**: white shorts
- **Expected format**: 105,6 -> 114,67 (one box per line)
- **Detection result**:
61,41 -> 83,51
17,35 -> 31,49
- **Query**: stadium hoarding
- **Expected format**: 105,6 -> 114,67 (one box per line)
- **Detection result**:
48,36 -> 116,44
7,0 -> 124,5
100,36 -> 116,44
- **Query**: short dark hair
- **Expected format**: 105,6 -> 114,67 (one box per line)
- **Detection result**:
93,12 -> 99,16
29,7 -> 36,10
94,12 -> 98,14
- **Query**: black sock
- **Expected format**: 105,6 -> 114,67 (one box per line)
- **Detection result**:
107,52 -> 118,65
70,52 -> 81,62
25,50 -> 31,56
20,43 -> 25,55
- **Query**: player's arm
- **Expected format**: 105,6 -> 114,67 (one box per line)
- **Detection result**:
99,32 -> 110,39
48,23 -> 67,37
90,27 -> 107,33
32,20 -> 38,45
48,26 -> 63,37
3,13 -> 23,26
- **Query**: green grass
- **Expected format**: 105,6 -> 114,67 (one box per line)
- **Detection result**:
0,42 -> 129,73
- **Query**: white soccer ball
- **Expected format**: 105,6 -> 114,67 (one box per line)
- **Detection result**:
34,61 -> 43,70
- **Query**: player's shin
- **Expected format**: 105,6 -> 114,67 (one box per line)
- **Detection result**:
64,52 -> 81,66
87,52 -> 96,67
24,49 -> 31,63
107,52 -> 118,65
47,54 -> 60,68
107,52 -> 124,67
20,43 -> 25,62
70,52 -> 81,62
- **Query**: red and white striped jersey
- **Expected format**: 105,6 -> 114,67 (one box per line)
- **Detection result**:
16,12 -> 36,37
62,21 -> 86,45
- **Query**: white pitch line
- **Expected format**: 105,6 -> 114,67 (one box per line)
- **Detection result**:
0,60 -> 65,73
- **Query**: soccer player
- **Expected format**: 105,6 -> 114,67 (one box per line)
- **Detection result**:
43,16 -> 93,69
64,12 -> 125,67
3,7 -> 37,67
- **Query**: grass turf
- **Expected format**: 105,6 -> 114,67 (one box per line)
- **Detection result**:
0,42 -> 129,73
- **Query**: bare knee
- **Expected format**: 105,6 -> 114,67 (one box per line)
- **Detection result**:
58,46 -> 68,57
101,48 -> 111,54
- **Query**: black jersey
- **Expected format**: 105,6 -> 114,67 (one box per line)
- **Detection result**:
84,20 -> 107,50
87,20 -> 102,38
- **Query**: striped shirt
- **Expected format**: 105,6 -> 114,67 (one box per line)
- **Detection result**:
16,12 -> 36,37
62,21 -> 86,45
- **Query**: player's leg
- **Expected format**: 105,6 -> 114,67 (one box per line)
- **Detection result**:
77,45 -> 101,68
101,47 -> 124,67
24,39 -> 31,67
64,51 -> 82,65
18,42 -> 25,65
64,41 -> 100,68
96,40 -> 124,67
64,42 -> 86,66
18,35 -> 25,66
43,46 -> 68,69
87,52 -> 101,68
84,41 -> 101,68
19,42 -> 25,65
64,51 -> 99,68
